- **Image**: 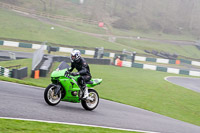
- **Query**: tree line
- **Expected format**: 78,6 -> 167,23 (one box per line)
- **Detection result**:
2,0 -> 200,37
82,0 -> 200,37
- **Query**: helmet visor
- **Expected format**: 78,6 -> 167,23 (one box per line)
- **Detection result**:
71,55 -> 76,60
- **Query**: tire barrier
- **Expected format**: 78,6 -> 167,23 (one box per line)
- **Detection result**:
12,67 -> 28,79
144,50 -> 178,59
0,66 -> 12,77
0,66 -> 28,79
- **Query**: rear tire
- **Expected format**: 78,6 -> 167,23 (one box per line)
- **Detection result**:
81,89 -> 99,111
44,84 -> 61,106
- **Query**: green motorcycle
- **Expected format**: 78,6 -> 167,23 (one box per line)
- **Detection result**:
44,62 -> 102,111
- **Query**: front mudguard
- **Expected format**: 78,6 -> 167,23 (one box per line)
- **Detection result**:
46,84 -> 62,97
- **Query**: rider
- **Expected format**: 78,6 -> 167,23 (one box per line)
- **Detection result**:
68,50 -> 91,98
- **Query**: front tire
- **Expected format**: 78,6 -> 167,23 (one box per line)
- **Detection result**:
44,84 -> 62,106
81,89 -> 99,111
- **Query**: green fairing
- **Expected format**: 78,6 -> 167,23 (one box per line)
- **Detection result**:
87,79 -> 102,87
51,69 -> 67,78
50,69 -> 102,103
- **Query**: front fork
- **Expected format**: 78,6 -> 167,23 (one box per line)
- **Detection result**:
53,84 -> 61,96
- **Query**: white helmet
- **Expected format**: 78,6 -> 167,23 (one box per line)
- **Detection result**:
71,50 -> 81,62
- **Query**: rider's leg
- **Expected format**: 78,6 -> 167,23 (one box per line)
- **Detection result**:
78,76 -> 91,98
77,76 -> 85,89
77,76 -> 86,98
82,75 -> 91,98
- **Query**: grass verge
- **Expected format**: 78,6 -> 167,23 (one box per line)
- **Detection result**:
0,118 -> 138,133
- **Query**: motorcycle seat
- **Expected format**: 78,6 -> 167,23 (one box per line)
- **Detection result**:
86,81 -> 93,84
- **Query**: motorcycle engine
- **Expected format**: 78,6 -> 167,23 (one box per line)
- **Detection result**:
71,91 -> 78,96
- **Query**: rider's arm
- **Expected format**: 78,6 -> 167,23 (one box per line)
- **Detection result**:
68,63 -> 75,72
78,62 -> 88,75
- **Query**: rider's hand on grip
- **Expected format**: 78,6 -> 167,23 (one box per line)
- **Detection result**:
71,72 -> 79,76
64,71 -> 68,77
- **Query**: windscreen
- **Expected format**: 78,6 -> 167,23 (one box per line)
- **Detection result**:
57,61 -> 70,70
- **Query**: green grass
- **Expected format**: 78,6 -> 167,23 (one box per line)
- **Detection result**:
116,38 -> 200,59
0,8 -> 130,51
0,59 -> 200,126
54,19 -> 107,35
0,118 -> 137,133
111,28 -> 196,41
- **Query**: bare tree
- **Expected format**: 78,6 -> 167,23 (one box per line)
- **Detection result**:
39,0 -> 47,11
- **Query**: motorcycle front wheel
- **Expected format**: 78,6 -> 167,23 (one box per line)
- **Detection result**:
44,84 -> 62,106
81,89 -> 99,111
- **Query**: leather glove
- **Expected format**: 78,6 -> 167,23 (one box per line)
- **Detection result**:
71,72 -> 79,76
64,71 -> 69,76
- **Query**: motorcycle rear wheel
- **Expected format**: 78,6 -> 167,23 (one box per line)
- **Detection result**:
44,85 -> 62,106
81,89 -> 99,111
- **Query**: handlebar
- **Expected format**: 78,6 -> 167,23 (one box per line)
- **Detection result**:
64,71 -> 72,79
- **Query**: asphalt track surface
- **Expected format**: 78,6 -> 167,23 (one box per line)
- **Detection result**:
0,81 -> 200,133
0,50 -> 33,59
166,76 -> 200,93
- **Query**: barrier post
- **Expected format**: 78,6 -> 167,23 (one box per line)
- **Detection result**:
34,70 -> 40,79
176,60 -> 180,65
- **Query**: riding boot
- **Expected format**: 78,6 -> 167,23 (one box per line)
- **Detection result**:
80,84 -> 88,99
83,86 -> 88,99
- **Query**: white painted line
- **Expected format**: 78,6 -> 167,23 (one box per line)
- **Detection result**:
3,72 -> 9,75
165,76 -> 181,82
43,45 -> 48,50
85,50 -> 95,55
164,76 -> 200,86
4,41 -> 19,47
167,68 -> 180,74
135,56 -> 146,61
122,61 -> 132,67
59,47 -> 73,53
4,68 -> 10,73
189,71 -> 200,77
32,44 -> 42,49
3,74 -> 9,77
0,117 -> 159,133
109,53 -> 115,58
164,76 -> 200,93
191,61 -> 200,66
114,60 -> 118,66
165,76 -> 200,81
164,76 -> 180,85
143,64 -> 157,70
156,58 -> 169,64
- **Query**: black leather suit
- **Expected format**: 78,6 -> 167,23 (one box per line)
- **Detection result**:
69,57 -> 91,90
